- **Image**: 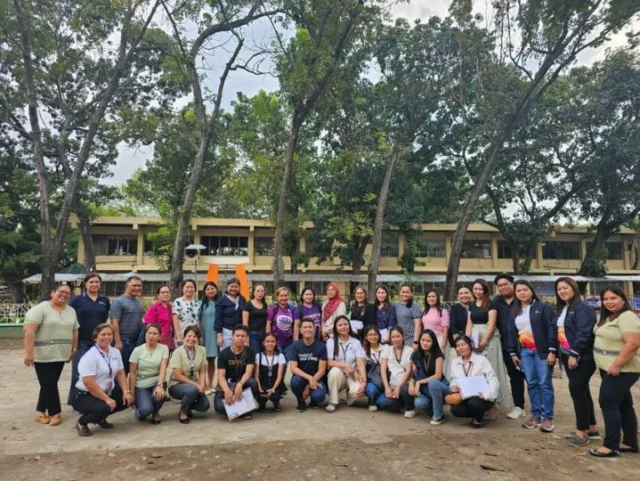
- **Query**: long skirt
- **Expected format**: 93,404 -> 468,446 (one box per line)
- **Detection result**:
474,324 -> 511,408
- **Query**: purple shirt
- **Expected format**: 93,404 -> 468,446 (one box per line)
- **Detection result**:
299,304 -> 323,340
267,304 -> 300,348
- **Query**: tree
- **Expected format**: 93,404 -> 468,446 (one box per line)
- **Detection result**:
444,0 -> 640,300
2,0 -> 168,298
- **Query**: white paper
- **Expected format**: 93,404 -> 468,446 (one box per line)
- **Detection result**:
470,327 -> 480,348
350,320 -> 364,333
223,388 -> 257,421
457,375 -> 490,400
380,328 -> 389,342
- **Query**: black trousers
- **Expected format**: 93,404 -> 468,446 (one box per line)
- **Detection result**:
214,378 -> 259,414
599,370 -> 639,451
72,385 -> 127,426
503,349 -> 526,409
34,362 -> 65,416
451,396 -> 495,422
257,383 -> 287,407
560,354 -> 597,431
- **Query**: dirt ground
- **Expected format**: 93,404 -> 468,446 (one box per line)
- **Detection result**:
1,338 -> 638,481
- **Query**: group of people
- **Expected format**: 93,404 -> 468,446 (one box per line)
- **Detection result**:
23,273 -> 640,458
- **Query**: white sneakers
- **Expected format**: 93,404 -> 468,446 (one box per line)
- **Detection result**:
325,404 -> 336,413
368,405 -> 378,412
507,406 -> 525,419
404,410 -> 416,419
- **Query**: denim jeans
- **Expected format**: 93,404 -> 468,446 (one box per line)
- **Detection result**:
414,379 -> 449,419
135,386 -> 165,419
520,347 -> 554,419
365,382 -> 381,406
120,339 -> 137,375
290,375 -> 327,406
168,383 -> 210,414
68,340 -> 92,404
249,331 -> 263,354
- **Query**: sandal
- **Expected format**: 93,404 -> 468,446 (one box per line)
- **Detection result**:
150,414 -> 162,425
589,448 -> 620,458
35,413 -> 50,424
178,412 -> 190,424
471,420 -> 485,429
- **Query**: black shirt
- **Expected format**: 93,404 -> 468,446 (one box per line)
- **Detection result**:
470,302 -> 489,325
350,303 -> 376,326
243,301 -> 268,332
289,339 -> 327,377
449,303 -> 469,345
491,295 -> 516,350
217,346 -> 256,383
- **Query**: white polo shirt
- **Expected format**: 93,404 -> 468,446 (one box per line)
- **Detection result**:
326,336 -> 365,369
76,345 -> 124,393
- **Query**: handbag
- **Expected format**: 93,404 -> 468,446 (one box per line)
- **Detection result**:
444,392 -> 463,406
367,363 -> 384,391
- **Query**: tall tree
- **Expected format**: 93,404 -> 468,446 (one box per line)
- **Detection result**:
444,0 -> 640,299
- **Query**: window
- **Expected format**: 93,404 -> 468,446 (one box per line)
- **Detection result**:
201,236 -> 248,256
416,240 -> 446,258
589,280 -> 625,296
142,281 -> 170,296
254,237 -> 274,256
461,240 -> 492,259
542,241 -> 580,260
497,241 -> 527,259
102,282 -> 126,297
303,282 -> 330,298
93,235 -> 138,256
422,282 -> 445,294
586,242 -> 623,260
381,232 -> 399,257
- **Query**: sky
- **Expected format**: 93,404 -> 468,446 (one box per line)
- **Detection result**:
106,1 -> 637,186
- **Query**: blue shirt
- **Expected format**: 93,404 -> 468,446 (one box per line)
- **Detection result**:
290,339 -> 327,377
69,293 -> 110,342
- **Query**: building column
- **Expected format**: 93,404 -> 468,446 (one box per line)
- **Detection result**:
445,235 -> 452,263
491,237 -> 498,269
248,226 -> 255,272
300,230 -> 307,273
136,230 -> 144,271
536,242 -> 544,270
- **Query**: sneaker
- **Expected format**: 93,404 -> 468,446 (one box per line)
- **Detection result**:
75,422 -> 92,437
539,418 -> 555,433
568,435 -> 590,448
506,407 -> 525,419
404,410 -> 417,419
296,403 -> 308,413
522,416 -> 541,429
430,416 -> 446,425
325,404 -> 336,413
309,401 -> 319,409
368,405 -> 378,412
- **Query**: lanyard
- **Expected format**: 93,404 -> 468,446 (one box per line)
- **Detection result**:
95,346 -> 113,390
184,346 -> 196,377
339,341 -> 350,362
264,352 -> 276,377
394,348 -> 406,372
463,361 -> 474,377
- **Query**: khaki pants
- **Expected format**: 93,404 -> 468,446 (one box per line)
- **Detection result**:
327,367 -> 362,405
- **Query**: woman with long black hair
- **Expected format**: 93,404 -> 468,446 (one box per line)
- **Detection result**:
362,325 -> 384,411
198,281 -> 219,394
377,325 -> 415,417
374,284 -> 396,343
410,329 -> 448,425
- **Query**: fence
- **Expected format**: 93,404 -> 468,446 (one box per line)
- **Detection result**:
0,303 -> 32,326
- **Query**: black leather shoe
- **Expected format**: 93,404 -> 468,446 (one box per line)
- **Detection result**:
619,446 -> 639,453
98,419 -> 114,429
589,448 -> 620,458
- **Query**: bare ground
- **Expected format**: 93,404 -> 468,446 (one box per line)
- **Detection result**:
1,338 -> 638,481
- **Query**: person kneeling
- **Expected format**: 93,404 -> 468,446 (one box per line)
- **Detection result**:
410,329 -> 449,425
377,326 -> 415,417
290,319 -> 328,412
214,325 -> 259,419
72,324 -> 133,436
255,332 -> 287,412
168,326 -> 210,424
448,336 -> 500,428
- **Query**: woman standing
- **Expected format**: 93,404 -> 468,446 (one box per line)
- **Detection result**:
421,289 -> 450,349
72,324 -> 134,436
129,324 -> 169,424
243,283 -> 268,353
507,280 -> 558,433
393,284 -> 422,349
168,326 -> 210,423
144,285 -> 174,351
325,316 -> 367,412
555,277 -> 599,447
267,287 -> 299,360
378,326 -> 415,416
25,284 -> 79,426
198,281 -> 219,394
374,284 -> 396,343
350,286 -> 376,338
299,287 -> 323,341
363,325 -> 384,411
255,332 -> 287,412
322,282 -> 346,340
466,279 -> 510,410
172,280 -> 200,345
449,336 -> 500,429
67,273 -> 110,404
589,287 -> 640,458
445,286 -> 473,377
410,329 -> 449,425
215,278 -> 247,350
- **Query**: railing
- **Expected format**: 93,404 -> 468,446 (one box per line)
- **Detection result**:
0,303 -> 32,326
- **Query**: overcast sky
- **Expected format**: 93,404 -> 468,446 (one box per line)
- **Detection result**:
106,1 -> 636,186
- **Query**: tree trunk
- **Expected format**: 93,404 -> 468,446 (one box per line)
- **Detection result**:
75,205 -> 96,271
368,148 -> 401,300
273,116 -> 301,288
5,278 -> 26,303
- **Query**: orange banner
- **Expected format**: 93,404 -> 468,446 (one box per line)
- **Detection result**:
235,264 -> 249,299
206,264 -> 219,286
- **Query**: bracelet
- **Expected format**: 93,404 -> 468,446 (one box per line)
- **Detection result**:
124,390 -> 131,394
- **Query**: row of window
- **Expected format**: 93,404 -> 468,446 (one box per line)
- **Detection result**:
91,235 -> 624,261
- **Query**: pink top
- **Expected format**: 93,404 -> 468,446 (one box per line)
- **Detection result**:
144,301 -> 174,350
421,308 -> 450,347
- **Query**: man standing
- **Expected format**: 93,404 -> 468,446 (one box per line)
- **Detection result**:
492,273 -> 526,419
110,276 -> 144,373
289,318 -> 328,412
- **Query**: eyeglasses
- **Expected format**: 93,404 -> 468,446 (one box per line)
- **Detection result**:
56,291 -> 70,298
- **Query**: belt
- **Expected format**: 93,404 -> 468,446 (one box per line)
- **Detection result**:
593,347 -> 620,356
34,339 -> 72,346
